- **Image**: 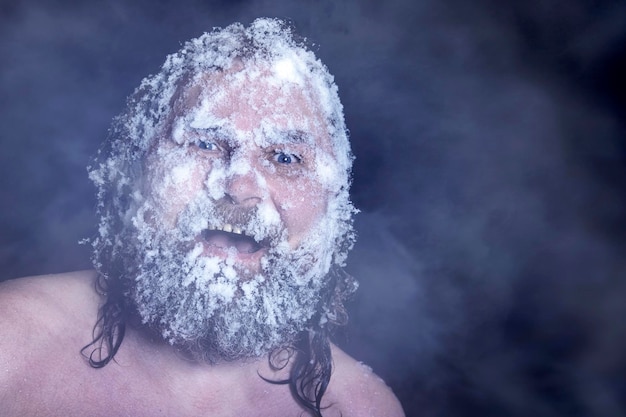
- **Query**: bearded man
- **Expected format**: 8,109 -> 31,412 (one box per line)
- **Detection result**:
0,18 -> 404,417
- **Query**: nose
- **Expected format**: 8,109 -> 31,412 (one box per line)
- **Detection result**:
224,168 -> 263,207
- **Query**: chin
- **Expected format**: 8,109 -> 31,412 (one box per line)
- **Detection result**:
126,239 -> 331,363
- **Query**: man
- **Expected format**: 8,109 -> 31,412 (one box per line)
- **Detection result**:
0,18 -> 404,416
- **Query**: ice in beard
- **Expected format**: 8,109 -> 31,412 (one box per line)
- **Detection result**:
128,193 -> 336,361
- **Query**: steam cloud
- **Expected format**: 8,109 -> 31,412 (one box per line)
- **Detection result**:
1,1 -> 625,416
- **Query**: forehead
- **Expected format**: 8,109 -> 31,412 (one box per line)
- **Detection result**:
169,61 -> 332,149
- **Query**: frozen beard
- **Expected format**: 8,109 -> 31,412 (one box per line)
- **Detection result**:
129,190 -> 339,361
89,18 -> 357,363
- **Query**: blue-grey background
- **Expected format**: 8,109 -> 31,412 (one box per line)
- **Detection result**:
1,0 -> 625,415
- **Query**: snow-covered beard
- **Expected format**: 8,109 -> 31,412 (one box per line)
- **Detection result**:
125,193 -> 339,362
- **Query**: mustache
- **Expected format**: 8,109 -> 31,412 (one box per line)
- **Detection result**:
169,193 -> 287,246
210,198 -> 258,227
202,197 -> 285,242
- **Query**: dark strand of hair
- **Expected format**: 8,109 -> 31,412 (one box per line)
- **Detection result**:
80,273 -> 127,367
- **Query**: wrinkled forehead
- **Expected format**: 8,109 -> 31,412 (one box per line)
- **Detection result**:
167,60 -> 333,151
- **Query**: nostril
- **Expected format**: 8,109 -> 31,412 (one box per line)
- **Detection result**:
223,192 -> 237,205
223,190 -> 262,207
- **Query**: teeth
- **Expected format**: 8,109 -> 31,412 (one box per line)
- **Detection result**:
207,223 -> 245,235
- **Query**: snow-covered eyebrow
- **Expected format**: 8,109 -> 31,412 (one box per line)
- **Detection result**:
283,130 -> 313,144
190,126 -> 315,145
265,130 -> 315,146
189,126 -> 227,136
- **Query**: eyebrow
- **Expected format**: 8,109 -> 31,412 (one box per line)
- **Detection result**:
188,126 -> 314,145
189,126 -> 228,136
266,130 -> 314,146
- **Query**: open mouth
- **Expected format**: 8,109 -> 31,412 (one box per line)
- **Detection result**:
201,223 -> 265,254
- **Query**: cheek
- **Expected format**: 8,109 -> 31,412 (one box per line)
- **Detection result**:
144,156 -> 208,226
274,177 -> 329,240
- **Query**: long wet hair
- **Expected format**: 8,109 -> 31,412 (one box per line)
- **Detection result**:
82,18 -> 358,417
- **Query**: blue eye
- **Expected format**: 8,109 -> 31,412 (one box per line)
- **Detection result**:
274,152 -> 300,164
196,140 -> 218,151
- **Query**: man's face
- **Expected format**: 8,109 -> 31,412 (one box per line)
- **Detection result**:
125,61 -> 346,360
144,64 -> 337,272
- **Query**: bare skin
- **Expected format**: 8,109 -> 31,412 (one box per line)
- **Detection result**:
0,270 -> 404,417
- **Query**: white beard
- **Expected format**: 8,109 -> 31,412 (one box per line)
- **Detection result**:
126,196 -> 337,362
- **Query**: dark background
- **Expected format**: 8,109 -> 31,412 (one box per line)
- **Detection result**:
1,0 -> 625,416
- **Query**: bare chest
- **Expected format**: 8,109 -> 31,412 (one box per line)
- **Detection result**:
13,348 -> 306,417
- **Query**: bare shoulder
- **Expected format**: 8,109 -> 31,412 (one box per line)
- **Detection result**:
0,271 -> 100,405
0,270 -> 99,319
0,269 -> 99,348
328,344 -> 405,417
0,270 -> 99,349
